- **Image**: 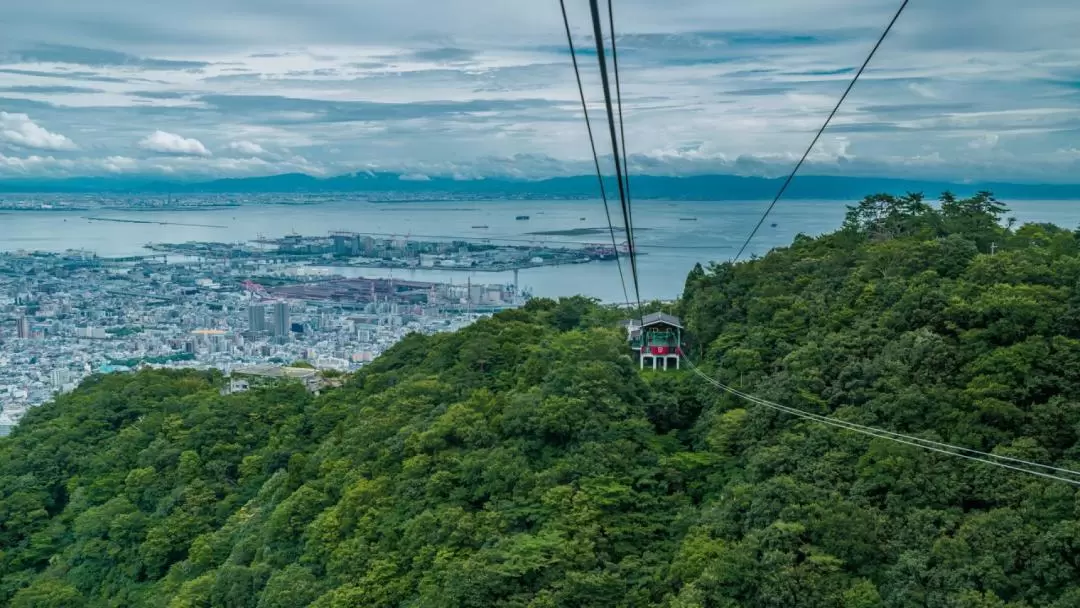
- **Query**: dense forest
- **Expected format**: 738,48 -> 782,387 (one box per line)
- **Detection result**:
4,192 -> 1080,607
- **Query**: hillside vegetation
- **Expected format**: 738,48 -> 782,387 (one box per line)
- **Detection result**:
3,192 -> 1080,607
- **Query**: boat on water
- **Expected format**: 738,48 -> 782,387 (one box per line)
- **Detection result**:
472,225 -> 489,229
516,215 -> 530,220
679,217 -> 698,221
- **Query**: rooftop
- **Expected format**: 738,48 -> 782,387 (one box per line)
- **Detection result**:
232,365 -> 318,379
622,312 -> 683,329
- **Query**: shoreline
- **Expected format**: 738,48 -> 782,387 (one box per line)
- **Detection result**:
314,257 -> 620,273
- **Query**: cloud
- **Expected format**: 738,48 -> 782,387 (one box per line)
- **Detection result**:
6,44 -> 209,70
0,85 -> 103,94
137,130 -> 211,156
0,151 -> 324,178
907,82 -> 939,99
968,133 -> 1000,150
195,94 -> 558,123
227,140 -> 268,156
0,0 -> 1077,183
406,47 -> 475,64
0,68 -> 133,84
101,156 -> 139,172
0,112 -> 77,151
129,91 -> 191,100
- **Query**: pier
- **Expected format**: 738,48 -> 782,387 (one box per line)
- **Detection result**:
84,216 -> 227,229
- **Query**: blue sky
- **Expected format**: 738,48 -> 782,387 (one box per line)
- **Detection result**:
1,0 -> 1078,182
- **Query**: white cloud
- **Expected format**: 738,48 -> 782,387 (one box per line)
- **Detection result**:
138,130 -> 211,157
0,152 -> 65,173
227,140 -> 268,156
0,151 -> 325,178
968,133 -> 1000,150
0,112 -> 78,152
1057,148 -> 1080,160
102,155 -> 139,172
907,83 -> 939,99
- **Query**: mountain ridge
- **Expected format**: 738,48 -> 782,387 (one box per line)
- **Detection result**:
2,172 -> 1080,199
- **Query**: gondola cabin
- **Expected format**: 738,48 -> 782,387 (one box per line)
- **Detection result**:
623,312 -> 683,370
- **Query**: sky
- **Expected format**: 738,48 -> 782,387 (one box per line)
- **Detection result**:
1,0 -> 1079,183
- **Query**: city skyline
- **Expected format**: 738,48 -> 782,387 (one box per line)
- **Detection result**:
0,240 -> 523,435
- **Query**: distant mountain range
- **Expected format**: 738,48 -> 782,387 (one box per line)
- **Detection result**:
2,172 -> 1079,200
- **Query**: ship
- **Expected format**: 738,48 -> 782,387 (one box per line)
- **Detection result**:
515,215 -> 530,220
679,217 -> 698,221
471,225 -> 489,229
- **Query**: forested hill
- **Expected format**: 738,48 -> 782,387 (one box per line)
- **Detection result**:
4,192 -> 1080,607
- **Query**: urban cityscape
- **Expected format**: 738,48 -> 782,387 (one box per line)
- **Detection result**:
0,244 -> 528,436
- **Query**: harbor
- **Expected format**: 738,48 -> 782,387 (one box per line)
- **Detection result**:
146,230 -> 628,272
0,197 -> 835,303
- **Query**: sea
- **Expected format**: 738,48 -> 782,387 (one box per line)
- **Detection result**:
2,199 -> 1078,303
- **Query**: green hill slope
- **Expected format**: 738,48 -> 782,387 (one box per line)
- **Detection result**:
2,191 -> 1080,607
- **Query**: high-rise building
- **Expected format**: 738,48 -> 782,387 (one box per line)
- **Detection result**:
273,302 -> 290,338
248,304 -> 267,332
332,234 -> 351,256
16,316 -> 30,339
75,326 -> 107,339
51,369 -> 70,388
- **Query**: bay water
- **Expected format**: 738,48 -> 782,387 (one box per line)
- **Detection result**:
1,199 -> 1077,302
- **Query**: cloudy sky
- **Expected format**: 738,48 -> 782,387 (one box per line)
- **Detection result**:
1,0 -> 1078,182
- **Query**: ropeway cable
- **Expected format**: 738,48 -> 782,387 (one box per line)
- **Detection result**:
684,355 -> 1080,486
588,0 -> 645,322
679,350 -> 1080,487
606,0 -> 636,270
558,0 -> 633,310
732,0 -> 911,263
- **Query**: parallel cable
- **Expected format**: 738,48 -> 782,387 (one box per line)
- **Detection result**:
558,0 -> 632,308
606,0 -> 636,261
587,0 -> 644,319
732,0 -> 911,263
693,363 -> 1080,479
679,351 -> 1080,487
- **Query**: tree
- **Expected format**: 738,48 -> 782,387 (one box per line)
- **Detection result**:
10,579 -> 85,608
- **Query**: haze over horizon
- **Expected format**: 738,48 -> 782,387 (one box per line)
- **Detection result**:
2,0 -> 1079,184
